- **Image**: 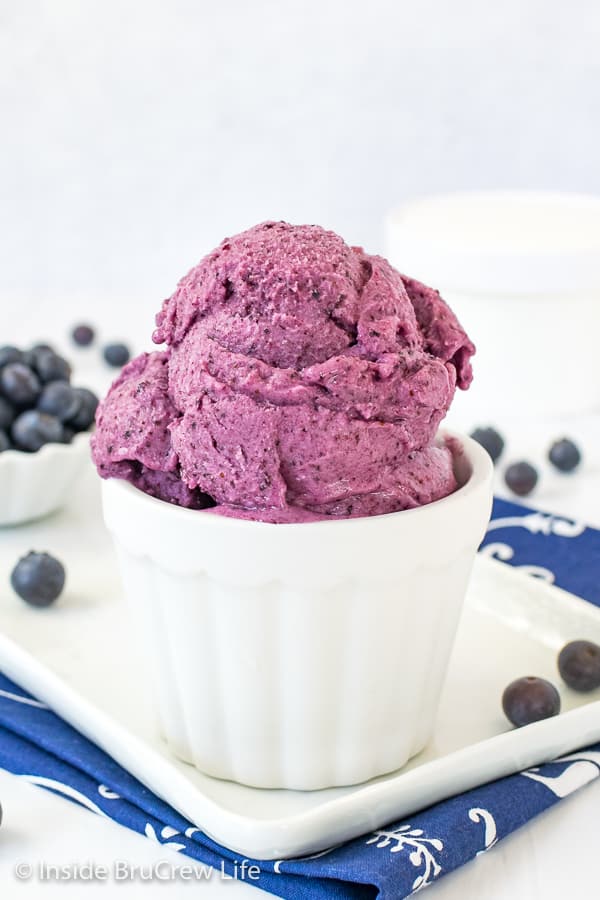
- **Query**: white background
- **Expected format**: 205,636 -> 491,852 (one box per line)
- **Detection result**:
2,3 -> 600,897
1,0 -> 600,341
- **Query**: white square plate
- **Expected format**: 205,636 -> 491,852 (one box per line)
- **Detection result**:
1,485 -> 600,862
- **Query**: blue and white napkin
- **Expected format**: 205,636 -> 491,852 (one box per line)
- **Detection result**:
1,496 -> 599,899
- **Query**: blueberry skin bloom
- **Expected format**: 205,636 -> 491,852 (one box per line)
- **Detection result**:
0,363 -> 41,407
68,388 -> 99,432
10,552 -> 66,607
0,346 -> 23,368
38,382 -> 82,423
71,324 -> 95,347
34,350 -> 72,384
104,344 -> 131,368
103,343 -> 131,368
504,461 -> 538,497
558,640 -> 600,692
502,676 -> 561,727
11,410 -> 64,452
470,426 -> 504,463
548,438 -> 581,473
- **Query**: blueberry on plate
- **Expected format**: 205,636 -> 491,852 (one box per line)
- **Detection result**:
502,676 -> 561,727
558,640 -> 600,692
34,350 -> 71,384
0,429 -> 11,452
470,426 -> 505,463
0,363 -> 41,407
548,438 -> 581,473
67,387 -> 99,432
0,396 -> 15,431
0,345 -> 23,368
11,410 -> 64,452
10,551 -> 66,607
103,342 -> 131,368
37,381 -> 82,422
504,461 -> 538,496
71,324 -> 95,347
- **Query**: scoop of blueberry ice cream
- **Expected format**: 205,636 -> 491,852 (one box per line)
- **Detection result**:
92,222 -> 474,521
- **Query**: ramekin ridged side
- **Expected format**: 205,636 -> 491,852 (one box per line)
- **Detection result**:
0,433 -> 90,526
102,432 -> 493,791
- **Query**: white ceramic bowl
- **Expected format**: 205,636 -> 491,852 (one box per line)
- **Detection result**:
102,432 -> 493,791
0,433 -> 91,527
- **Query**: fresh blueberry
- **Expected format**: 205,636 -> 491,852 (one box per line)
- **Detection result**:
0,346 -> 23,368
38,381 -> 82,422
504,461 -> 538,496
0,429 -> 11,452
22,350 -> 37,369
558,640 -> 600,692
470,426 -> 505,463
23,344 -> 53,369
548,438 -> 581,473
0,363 -> 41,407
502,676 -> 561,727
71,324 -> 95,347
103,343 -> 131,368
10,551 -> 66,607
61,427 -> 75,444
67,387 -> 99,432
11,410 -> 64,452
0,396 -> 15,430
34,350 -> 71,384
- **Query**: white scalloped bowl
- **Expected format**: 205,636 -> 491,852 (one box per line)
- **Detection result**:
103,432 -> 494,790
0,432 -> 91,527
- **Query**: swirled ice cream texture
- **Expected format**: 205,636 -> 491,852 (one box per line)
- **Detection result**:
92,222 -> 474,521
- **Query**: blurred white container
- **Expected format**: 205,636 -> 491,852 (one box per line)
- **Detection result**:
386,191 -> 600,421
0,433 -> 90,526
102,433 -> 492,791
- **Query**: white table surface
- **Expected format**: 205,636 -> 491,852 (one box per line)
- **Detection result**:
1,339 -> 600,898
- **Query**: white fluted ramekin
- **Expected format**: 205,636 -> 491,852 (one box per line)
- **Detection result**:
0,433 -> 90,527
102,432 -> 493,790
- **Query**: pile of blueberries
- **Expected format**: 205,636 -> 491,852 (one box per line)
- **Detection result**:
0,323 -> 132,454
0,344 -> 99,453
470,426 -> 582,497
